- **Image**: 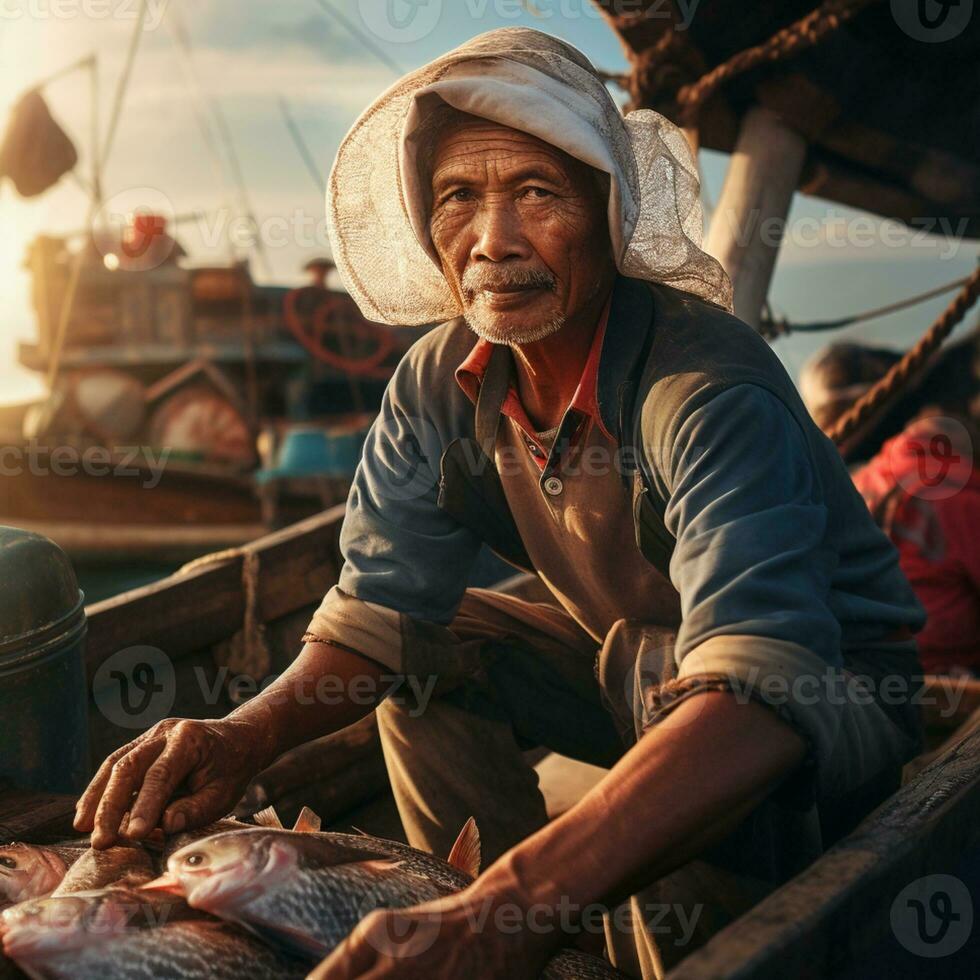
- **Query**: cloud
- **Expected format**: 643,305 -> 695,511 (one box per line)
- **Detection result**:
184,2 -> 361,63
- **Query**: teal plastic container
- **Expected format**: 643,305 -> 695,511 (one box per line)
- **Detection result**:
256,423 -> 370,481
0,527 -> 89,793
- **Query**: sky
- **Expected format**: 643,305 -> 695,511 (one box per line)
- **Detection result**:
0,0 -> 976,406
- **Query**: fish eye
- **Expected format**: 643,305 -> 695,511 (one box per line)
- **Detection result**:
184,852 -> 207,868
0,856 -> 17,869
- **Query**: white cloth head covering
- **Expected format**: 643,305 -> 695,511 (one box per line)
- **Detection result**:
326,27 -> 732,325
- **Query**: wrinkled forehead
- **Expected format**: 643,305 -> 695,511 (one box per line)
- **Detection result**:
429,115 -> 589,186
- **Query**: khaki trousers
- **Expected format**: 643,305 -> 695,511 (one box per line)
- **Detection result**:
376,586 -> 918,978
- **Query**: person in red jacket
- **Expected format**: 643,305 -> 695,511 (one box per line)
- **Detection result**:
801,338 -> 980,675
853,412 -> 980,675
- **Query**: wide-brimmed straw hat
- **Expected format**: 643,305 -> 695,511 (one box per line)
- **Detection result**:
326,27 -> 732,325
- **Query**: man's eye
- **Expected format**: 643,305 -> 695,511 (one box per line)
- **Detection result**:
448,189 -> 472,203
522,186 -> 553,199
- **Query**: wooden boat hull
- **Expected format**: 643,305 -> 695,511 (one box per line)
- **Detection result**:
3,508 -> 979,977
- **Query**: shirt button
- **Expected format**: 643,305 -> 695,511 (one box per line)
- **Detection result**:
543,476 -> 564,496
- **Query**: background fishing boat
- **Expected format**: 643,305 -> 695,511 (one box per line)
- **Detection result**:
1,219 -> 416,569
0,10 -> 420,597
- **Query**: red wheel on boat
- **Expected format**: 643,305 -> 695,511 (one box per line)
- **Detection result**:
283,286 -> 395,378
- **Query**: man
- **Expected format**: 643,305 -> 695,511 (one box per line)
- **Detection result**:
75,30 -> 924,979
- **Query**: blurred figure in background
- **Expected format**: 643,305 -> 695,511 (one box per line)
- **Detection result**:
801,334 -> 980,675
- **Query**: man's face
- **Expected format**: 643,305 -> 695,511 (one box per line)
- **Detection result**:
428,120 -> 612,344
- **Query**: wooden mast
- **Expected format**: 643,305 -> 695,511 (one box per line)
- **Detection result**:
704,106 -> 807,328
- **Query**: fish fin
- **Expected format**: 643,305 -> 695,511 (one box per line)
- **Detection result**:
292,806 -> 322,834
349,826 -> 371,837
447,816 -> 481,879
252,806 -> 284,829
358,858 -> 403,873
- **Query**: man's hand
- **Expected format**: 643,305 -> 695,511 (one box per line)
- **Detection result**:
73,714 -> 271,849
75,641 -> 386,850
309,884 -> 557,980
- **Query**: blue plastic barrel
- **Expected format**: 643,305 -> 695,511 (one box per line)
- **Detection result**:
0,527 -> 89,793
256,422 -> 370,482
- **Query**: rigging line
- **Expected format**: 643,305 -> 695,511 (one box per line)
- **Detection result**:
310,0 -> 404,77
29,52 -> 96,91
763,270 -> 976,337
44,1 -> 148,392
163,9 -> 238,259
98,0 -> 147,171
278,97 -> 326,197
166,1 -> 272,278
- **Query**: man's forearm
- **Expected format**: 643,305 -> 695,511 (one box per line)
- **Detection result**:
231,640 -> 386,767
483,691 -> 807,914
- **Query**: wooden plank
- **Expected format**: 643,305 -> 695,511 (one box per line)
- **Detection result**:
667,724 -> 980,979
12,520 -> 268,563
0,786 -> 78,844
920,674 -> 980,732
83,505 -> 346,675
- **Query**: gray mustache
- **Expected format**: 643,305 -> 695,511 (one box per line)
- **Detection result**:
462,266 -> 556,295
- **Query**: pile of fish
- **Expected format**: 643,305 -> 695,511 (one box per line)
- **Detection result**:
0,809 -> 626,979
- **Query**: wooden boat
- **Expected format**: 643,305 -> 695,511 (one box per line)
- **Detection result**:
3,507 -> 979,977
1,240 -> 414,564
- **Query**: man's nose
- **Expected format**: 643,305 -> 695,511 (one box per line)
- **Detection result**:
470,201 -> 532,264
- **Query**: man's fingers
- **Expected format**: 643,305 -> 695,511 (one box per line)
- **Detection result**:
160,782 -> 231,835
90,739 -> 165,848
127,741 -> 198,838
308,931 -> 378,980
73,739 -> 144,832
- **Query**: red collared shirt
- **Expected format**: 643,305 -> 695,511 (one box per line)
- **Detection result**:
454,298 -> 613,468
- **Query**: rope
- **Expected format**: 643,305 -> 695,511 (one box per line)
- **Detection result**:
310,0 -> 404,77
676,0 -> 879,125
176,546 -> 245,577
43,2 -> 147,391
828,263 -> 980,449
278,97 -> 326,196
166,3 -> 272,280
761,272 -> 975,339
176,545 -> 271,694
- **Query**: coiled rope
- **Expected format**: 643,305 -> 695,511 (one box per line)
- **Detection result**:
676,0 -> 880,125
828,263 -> 980,449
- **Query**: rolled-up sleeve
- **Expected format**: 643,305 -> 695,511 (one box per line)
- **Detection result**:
304,355 -> 482,672
659,384 -> 846,771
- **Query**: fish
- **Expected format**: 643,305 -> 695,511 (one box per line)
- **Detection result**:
150,817 -> 627,978
149,821 -> 477,959
159,819 -> 246,865
0,887 -> 307,980
0,845 -> 86,910
51,846 -> 155,896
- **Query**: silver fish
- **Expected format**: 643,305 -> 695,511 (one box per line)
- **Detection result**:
0,845 -> 86,910
154,824 -> 627,978
51,846 -> 155,896
152,826 -> 470,958
0,888 -> 306,980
